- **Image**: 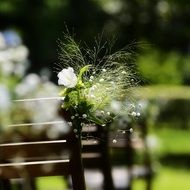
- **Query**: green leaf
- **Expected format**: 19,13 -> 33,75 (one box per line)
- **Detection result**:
88,112 -> 105,126
78,65 -> 91,83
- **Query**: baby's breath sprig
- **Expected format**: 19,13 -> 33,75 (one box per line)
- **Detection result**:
55,34 -> 138,132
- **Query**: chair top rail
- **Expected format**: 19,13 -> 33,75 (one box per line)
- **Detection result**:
0,159 -> 70,167
12,97 -> 64,102
6,121 -> 65,128
0,139 -> 67,147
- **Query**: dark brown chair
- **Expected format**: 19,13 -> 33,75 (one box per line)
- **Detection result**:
109,118 -> 153,190
0,123 -> 86,190
82,124 -> 114,190
59,109 -> 114,190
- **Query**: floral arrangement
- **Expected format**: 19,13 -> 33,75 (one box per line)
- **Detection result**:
56,34 -> 138,134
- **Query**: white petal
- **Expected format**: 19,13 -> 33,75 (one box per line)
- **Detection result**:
57,67 -> 77,88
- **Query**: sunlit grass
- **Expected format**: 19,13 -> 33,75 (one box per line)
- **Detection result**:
37,176 -> 68,190
154,127 -> 190,155
133,124 -> 190,190
36,166 -> 190,190
133,166 -> 190,190
36,127 -> 190,190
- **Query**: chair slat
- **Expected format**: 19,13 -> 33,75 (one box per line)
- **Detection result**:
0,160 -> 70,178
0,140 -> 69,160
0,125 -> 86,190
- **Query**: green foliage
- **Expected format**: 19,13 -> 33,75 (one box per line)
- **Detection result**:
133,85 -> 190,100
1,0 -> 190,76
136,49 -> 190,85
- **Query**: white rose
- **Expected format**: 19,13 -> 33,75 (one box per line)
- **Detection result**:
57,67 -> 77,88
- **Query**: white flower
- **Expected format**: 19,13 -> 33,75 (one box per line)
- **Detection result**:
57,67 -> 77,88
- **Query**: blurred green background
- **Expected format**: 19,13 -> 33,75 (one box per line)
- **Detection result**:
0,0 -> 190,189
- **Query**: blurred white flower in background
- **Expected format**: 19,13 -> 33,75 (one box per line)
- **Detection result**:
110,100 -> 122,113
46,121 -> 70,139
15,73 -> 61,123
0,29 -> 67,137
0,30 -> 29,78
3,30 -> 21,47
0,32 -> 6,49
15,73 -> 41,97
31,81 -> 61,123
0,85 -> 11,110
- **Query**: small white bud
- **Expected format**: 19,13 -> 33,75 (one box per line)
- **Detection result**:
81,123 -> 85,127
68,122 -> 72,127
90,94 -> 95,98
73,129 -> 78,133
107,112 -> 110,116
131,111 -> 137,117
129,128 -> 133,133
82,114 -> 87,118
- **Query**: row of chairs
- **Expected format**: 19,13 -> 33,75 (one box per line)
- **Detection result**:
0,121 -> 85,190
0,107 -> 153,190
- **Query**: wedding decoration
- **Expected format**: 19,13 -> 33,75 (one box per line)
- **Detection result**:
56,34 -> 139,134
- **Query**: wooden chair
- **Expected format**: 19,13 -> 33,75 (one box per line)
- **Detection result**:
82,124 -> 114,190
59,109 -> 114,190
0,122 -> 86,190
109,118 -> 153,190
